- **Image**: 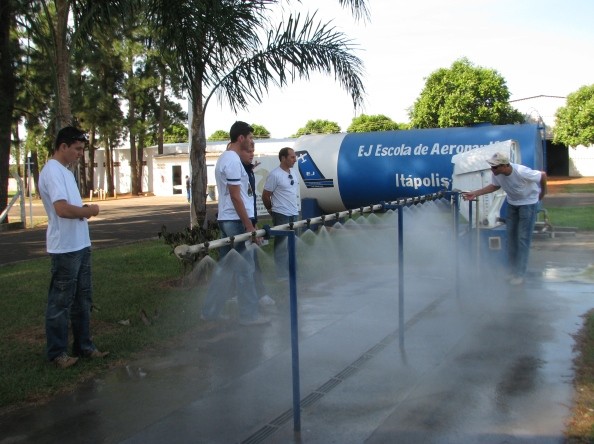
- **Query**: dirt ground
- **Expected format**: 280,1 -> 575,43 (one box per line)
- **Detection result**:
547,176 -> 594,188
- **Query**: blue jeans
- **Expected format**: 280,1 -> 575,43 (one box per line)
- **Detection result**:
506,202 -> 538,278
201,220 -> 260,322
46,247 -> 96,360
271,212 -> 298,279
251,218 -> 267,297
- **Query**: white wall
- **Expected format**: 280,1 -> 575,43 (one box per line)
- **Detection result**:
568,145 -> 594,177
109,138 -> 297,197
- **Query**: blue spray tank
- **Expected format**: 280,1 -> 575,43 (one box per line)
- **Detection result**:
294,123 -> 545,213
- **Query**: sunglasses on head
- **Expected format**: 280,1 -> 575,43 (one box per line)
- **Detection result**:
288,174 -> 294,186
60,135 -> 88,145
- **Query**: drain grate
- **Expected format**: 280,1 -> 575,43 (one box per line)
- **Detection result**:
269,409 -> 294,427
300,391 -> 324,408
241,425 -> 278,444
315,377 -> 342,394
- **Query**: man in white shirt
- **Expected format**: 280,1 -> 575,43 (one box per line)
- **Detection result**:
38,126 -> 109,368
463,152 -> 547,285
262,147 -> 300,280
201,121 -> 268,326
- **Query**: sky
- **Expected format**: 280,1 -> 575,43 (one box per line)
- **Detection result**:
198,0 -> 594,139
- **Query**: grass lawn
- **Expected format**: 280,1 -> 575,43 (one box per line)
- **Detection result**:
567,311 -> 594,442
0,240 -> 203,410
545,206 -> 594,231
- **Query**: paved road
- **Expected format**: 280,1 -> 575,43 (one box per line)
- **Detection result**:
0,196 -> 201,266
1,191 -> 592,267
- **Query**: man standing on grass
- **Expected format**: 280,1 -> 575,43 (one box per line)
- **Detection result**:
38,126 -> 109,369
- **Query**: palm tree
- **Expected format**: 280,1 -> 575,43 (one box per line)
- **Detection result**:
146,0 -> 368,225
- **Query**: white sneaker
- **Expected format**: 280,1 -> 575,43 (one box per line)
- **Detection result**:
509,277 -> 524,285
259,295 -> 276,306
239,315 -> 270,326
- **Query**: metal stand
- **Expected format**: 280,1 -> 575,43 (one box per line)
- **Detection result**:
268,228 -> 301,435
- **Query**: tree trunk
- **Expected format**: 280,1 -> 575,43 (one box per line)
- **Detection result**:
31,151 -> 39,199
137,136 -> 144,194
0,0 -> 16,223
130,137 -> 138,194
105,138 -> 114,196
190,92 -> 207,226
127,60 -> 139,195
13,125 -> 21,179
78,154 -> 87,196
54,0 -> 73,128
87,127 -> 96,192
157,66 -> 166,155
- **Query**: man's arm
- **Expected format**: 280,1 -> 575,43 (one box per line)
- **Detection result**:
539,171 -> 547,201
462,184 -> 500,201
228,184 -> 255,232
262,189 -> 273,214
54,200 -> 99,219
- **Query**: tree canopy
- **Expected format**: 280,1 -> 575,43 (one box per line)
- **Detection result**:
347,114 -> 404,132
207,130 -> 229,142
409,58 -> 524,128
554,84 -> 594,147
293,119 -> 341,137
251,124 -> 270,139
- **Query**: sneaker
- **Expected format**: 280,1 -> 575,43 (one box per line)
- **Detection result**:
509,277 -> 524,285
53,353 -> 79,369
259,295 -> 276,306
86,349 -> 109,359
239,315 -> 271,326
200,313 -> 230,322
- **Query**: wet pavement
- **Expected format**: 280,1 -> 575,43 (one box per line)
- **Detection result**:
1,226 -> 593,443
1,193 -> 594,443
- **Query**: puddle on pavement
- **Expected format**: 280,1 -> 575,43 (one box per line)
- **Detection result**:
542,263 -> 594,283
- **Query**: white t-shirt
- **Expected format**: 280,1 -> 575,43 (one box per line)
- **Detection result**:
492,163 -> 542,205
215,150 -> 254,220
263,166 -> 300,216
38,159 -> 91,253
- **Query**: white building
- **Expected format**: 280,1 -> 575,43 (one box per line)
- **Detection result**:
90,138 -> 296,198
